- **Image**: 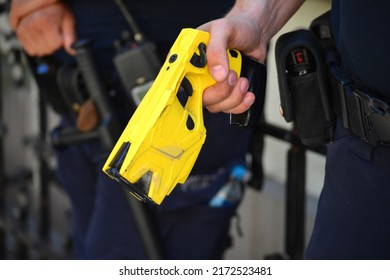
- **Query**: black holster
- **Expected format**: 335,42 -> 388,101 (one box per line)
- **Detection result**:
275,11 -> 335,147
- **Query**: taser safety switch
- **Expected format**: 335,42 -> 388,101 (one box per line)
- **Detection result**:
102,28 -> 266,205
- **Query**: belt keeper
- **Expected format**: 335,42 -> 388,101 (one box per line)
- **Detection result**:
338,80 -> 350,130
336,81 -> 390,146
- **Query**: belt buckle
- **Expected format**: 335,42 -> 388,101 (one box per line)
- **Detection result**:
352,89 -> 390,146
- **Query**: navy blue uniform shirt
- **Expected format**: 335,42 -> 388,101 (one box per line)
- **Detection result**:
332,0 -> 390,97
305,1 -> 390,259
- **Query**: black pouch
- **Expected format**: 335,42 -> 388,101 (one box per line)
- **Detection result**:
286,71 -> 331,146
275,26 -> 335,147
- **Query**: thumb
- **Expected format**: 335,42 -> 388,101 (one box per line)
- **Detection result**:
62,14 -> 77,55
199,21 -> 230,82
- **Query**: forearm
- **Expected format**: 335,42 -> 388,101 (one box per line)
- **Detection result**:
199,0 -> 304,114
229,0 -> 305,35
226,0 -> 305,60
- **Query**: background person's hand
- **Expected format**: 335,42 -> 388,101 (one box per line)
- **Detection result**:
9,1 -> 76,56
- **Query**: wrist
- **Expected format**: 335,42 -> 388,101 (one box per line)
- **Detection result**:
226,0 -> 304,61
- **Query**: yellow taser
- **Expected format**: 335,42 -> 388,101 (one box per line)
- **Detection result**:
102,28 -> 244,204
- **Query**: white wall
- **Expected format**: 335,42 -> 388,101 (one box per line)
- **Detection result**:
264,0 -> 331,198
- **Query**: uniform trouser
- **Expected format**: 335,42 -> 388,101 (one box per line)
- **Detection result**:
54,140 -> 237,259
305,119 -> 390,259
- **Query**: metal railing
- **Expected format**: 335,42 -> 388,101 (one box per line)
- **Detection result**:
260,122 -> 326,259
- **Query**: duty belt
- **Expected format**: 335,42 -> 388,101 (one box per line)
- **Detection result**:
336,80 -> 390,146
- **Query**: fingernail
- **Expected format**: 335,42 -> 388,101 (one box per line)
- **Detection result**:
212,65 -> 227,82
228,71 -> 237,86
240,80 -> 249,93
244,94 -> 255,106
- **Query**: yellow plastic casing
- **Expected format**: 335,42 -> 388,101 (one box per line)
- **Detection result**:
102,28 -> 242,204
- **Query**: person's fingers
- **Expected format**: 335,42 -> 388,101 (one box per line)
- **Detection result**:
221,92 -> 255,114
9,0 -> 57,29
13,3 -> 76,56
62,13 -> 77,55
17,25 -> 62,56
204,76 -> 255,114
198,19 -> 232,82
202,70 -> 238,107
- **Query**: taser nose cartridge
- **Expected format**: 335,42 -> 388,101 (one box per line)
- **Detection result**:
102,28 -> 266,205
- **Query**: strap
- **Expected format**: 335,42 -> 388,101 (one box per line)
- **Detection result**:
113,0 -> 145,43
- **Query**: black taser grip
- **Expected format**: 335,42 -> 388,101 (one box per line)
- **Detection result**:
229,56 -> 267,128
72,39 -> 122,150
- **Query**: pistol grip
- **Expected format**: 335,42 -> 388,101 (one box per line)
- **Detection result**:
229,56 -> 267,128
